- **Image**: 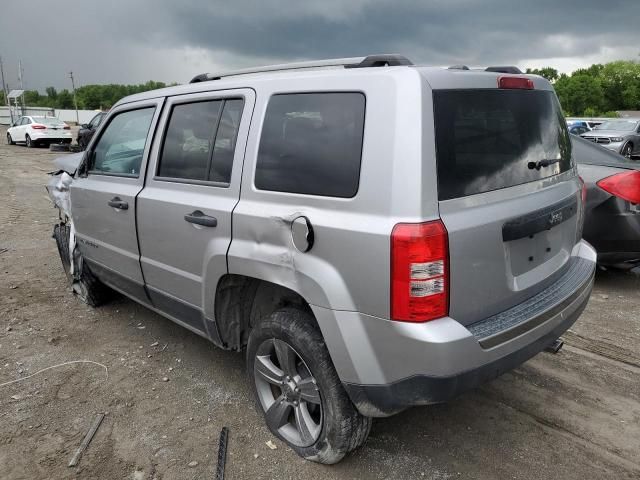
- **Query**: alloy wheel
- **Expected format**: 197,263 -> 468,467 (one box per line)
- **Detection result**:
253,338 -> 322,447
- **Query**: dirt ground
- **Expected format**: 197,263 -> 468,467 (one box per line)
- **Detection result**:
1,124 -> 639,480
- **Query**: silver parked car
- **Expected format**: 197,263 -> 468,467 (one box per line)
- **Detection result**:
580,119 -> 640,159
46,55 -> 596,463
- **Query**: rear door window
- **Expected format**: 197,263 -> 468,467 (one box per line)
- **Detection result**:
255,92 -> 366,197
434,89 -> 572,200
157,98 -> 243,184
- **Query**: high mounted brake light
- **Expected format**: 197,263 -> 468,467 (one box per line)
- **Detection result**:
597,170 -> 640,205
391,220 -> 449,322
498,76 -> 534,90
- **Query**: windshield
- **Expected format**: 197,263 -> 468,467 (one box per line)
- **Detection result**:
33,117 -> 65,125
594,120 -> 638,131
434,89 -> 572,200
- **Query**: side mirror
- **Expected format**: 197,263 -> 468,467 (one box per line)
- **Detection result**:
80,124 -> 89,129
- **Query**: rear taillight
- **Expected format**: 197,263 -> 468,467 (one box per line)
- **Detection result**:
63,125 -> 70,130
597,170 -> 640,205
498,76 -> 534,90
32,124 -> 46,129
391,220 -> 449,322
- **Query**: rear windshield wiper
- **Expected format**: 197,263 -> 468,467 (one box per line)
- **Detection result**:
528,158 -> 560,170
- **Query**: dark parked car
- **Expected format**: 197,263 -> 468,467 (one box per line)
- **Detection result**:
77,112 -> 106,150
574,136 -> 640,269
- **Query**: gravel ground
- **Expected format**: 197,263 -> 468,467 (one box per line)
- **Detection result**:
1,125 -> 639,479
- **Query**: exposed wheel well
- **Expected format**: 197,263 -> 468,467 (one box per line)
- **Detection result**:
214,274 -> 315,350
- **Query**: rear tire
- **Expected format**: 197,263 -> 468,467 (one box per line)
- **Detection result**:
247,308 -> 371,464
7,133 -> 15,145
53,223 -> 112,307
25,134 -> 33,148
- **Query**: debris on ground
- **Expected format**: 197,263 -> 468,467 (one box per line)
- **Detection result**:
265,440 -> 277,450
188,461 -> 198,468
68,413 -> 106,467
216,427 -> 229,480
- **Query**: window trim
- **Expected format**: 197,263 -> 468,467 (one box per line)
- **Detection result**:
86,106 -> 157,178
253,91 -> 367,199
154,96 -> 245,188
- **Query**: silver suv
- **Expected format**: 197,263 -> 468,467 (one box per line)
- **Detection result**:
47,55 -> 596,464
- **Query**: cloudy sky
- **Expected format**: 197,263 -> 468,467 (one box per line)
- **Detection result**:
1,0 -> 638,92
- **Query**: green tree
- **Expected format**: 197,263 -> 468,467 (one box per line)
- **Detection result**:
598,61 -> 640,111
526,67 -> 559,82
55,89 -> 75,109
554,74 -> 605,116
45,86 -> 58,100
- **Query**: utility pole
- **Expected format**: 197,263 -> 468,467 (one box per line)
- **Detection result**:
18,60 -> 25,115
0,55 -> 12,124
69,71 -> 79,125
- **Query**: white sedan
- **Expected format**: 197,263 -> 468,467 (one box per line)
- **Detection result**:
6,116 -> 73,147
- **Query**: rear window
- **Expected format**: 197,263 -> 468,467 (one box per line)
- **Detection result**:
36,117 -> 64,125
255,93 -> 365,198
434,89 -> 572,200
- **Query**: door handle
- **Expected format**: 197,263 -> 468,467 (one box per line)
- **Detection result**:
108,197 -> 129,210
184,210 -> 217,227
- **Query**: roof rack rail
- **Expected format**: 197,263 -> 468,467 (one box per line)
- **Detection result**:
189,54 -> 413,83
485,66 -> 523,74
448,65 -> 470,70
344,54 -> 413,69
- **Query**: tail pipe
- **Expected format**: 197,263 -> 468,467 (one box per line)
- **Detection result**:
544,338 -> 564,354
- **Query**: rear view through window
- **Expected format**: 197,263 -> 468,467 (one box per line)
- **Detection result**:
434,90 -> 572,200
255,93 -> 365,197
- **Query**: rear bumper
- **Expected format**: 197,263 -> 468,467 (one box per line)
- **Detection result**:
31,131 -> 73,142
583,200 -> 640,268
313,241 -> 596,417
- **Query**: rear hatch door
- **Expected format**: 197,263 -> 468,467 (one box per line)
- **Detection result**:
432,82 -> 581,326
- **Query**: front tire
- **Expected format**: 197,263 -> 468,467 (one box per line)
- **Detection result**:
247,308 -> 371,464
53,223 -> 112,307
7,133 -> 15,145
622,142 -> 633,159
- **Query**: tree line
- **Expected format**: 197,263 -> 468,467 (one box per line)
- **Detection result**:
526,60 -> 639,117
0,81 -> 170,110
1,60 -> 638,117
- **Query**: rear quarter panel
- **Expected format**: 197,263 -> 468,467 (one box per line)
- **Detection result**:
228,69 -> 435,317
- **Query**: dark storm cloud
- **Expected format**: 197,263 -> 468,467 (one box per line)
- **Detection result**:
1,0 -> 638,90
121,0 -> 640,63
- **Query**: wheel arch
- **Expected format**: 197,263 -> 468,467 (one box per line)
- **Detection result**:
213,274 -> 316,350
